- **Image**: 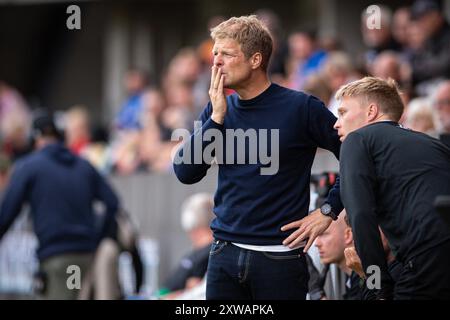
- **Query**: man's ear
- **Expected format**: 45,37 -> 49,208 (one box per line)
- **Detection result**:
250,52 -> 262,70
344,227 -> 353,247
367,103 -> 380,122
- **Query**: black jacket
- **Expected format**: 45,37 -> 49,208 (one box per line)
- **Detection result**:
340,122 -> 450,298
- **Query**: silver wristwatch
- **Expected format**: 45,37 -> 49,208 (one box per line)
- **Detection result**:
320,203 -> 338,220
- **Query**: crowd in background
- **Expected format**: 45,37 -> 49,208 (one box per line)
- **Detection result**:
1,2 -> 450,178
0,0 -> 449,300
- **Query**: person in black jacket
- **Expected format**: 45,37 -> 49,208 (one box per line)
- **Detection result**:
334,76 -> 450,299
0,113 -> 119,299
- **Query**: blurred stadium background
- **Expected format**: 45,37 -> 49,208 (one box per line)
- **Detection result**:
0,0 -> 449,299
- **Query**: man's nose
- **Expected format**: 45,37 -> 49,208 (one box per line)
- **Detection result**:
333,120 -> 340,130
214,55 -> 223,67
315,238 -> 322,248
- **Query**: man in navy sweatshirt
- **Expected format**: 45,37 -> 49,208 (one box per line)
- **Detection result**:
0,114 -> 119,299
173,15 -> 342,300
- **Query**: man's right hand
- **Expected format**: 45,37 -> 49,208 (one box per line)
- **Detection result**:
209,66 -> 227,124
344,247 -> 365,279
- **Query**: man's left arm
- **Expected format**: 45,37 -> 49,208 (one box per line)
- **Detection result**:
341,132 -> 394,299
282,96 -> 342,251
306,96 -> 343,214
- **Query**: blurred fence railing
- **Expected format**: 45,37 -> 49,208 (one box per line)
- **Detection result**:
0,149 -> 338,297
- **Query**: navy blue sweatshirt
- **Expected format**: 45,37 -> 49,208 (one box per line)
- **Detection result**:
173,83 -> 342,245
0,143 -> 119,261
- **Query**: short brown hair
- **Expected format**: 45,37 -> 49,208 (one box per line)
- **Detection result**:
335,77 -> 404,122
344,212 -> 351,228
210,15 -> 273,71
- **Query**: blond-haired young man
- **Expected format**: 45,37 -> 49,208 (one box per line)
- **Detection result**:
335,76 -> 450,299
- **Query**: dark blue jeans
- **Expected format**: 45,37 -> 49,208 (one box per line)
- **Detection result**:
206,240 -> 309,300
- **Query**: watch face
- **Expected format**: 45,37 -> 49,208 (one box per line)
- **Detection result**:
321,204 -> 331,215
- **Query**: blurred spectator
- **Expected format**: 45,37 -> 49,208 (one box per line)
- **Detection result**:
64,106 -> 112,173
371,51 -> 411,105
287,30 -> 328,90
64,106 -> 91,156
256,9 -> 289,85
310,172 -> 340,210
320,52 -> 357,116
407,11 -> 430,53
162,48 -> 199,133
164,48 -> 202,90
319,36 -> 342,53
194,41 -> 215,111
315,211 -> 362,300
409,0 -> 450,92
392,7 -> 412,51
431,80 -> 450,146
307,173 -> 341,300
80,126 -> 112,175
139,88 -> 178,172
110,130 -> 141,175
110,69 -> 151,174
303,74 -> 333,107
194,16 -> 227,114
0,81 -> 32,161
361,5 -> 401,72
0,113 -> 119,299
371,51 -> 402,83
403,97 -> 436,134
162,84 -> 196,133
114,69 -> 149,131
84,209 -> 143,300
159,193 -> 214,299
